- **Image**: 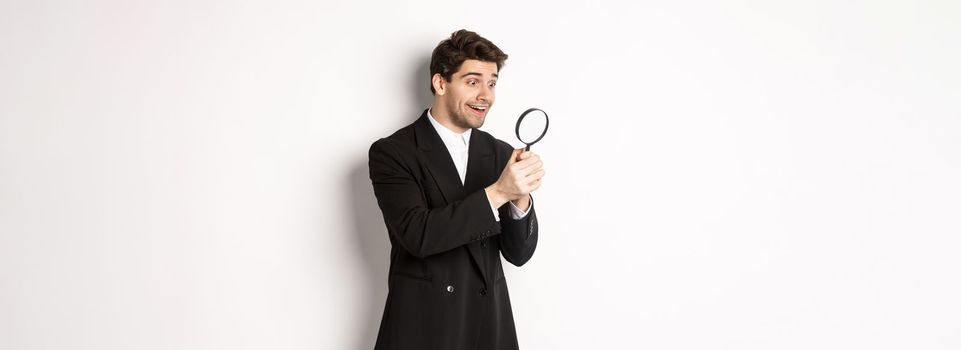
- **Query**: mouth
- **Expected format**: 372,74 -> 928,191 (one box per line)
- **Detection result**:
467,104 -> 488,116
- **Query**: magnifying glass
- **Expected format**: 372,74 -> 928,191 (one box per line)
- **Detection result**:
515,108 -> 549,151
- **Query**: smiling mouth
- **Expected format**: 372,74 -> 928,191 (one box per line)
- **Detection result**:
467,104 -> 488,115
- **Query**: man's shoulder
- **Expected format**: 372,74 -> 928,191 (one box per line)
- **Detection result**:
368,117 -> 420,160
379,124 -> 415,145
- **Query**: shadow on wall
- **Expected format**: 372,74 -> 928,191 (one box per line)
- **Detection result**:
347,55 -> 432,350
347,160 -> 389,350
412,53 -> 434,109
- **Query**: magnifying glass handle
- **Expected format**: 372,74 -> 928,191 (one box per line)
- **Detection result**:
524,145 -> 531,152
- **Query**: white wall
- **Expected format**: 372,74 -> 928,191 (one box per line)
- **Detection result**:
2,1 -> 959,349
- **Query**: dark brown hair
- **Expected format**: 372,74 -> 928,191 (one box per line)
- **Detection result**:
429,29 -> 508,94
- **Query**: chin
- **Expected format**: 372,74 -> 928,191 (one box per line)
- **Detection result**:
464,115 -> 484,128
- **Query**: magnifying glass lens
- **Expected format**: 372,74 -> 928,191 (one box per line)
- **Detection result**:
518,110 -> 548,145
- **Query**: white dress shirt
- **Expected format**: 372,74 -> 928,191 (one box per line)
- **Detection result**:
427,109 -> 531,222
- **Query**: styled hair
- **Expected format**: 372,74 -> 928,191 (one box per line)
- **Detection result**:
429,29 -> 508,94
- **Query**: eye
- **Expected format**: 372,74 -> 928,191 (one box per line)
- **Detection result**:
467,80 -> 478,86
489,81 -> 497,88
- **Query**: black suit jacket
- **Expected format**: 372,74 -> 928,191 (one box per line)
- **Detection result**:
368,110 -> 539,350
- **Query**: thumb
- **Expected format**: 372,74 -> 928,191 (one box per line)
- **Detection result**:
509,148 -> 524,163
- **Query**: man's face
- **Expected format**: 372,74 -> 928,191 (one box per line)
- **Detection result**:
436,59 -> 498,130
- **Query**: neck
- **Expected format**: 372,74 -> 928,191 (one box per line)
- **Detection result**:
429,103 -> 468,134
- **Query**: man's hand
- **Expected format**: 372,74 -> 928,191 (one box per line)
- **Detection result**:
485,148 -> 545,209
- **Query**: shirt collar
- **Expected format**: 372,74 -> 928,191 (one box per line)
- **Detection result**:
427,108 -> 472,148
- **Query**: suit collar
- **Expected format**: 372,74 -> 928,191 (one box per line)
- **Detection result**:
413,110 -> 463,202
413,109 -> 494,199
413,109 -> 492,156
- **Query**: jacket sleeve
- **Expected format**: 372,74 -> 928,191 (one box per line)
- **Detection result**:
498,197 -> 538,266
369,138 -> 501,258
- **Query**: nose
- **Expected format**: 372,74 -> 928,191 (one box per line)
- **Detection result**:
478,85 -> 493,102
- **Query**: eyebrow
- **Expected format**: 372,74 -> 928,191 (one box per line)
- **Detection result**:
460,72 -> 499,79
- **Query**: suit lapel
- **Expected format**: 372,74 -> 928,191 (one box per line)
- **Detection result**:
463,129 -> 495,192
413,111 -> 465,202
413,110 -> 495,284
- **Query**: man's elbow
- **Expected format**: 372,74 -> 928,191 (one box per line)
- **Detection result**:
503,246 -> 535,267
505,255 -> 533,267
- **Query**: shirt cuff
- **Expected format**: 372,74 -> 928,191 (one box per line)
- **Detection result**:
508,195 -> 532,220
484,189 -> 501,222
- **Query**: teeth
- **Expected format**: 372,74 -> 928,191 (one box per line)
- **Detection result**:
469,105 -> 487,110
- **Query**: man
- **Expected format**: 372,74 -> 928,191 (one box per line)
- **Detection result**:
368,29 -> 545,350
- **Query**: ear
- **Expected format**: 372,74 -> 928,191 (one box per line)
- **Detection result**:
432,73 -> 447,96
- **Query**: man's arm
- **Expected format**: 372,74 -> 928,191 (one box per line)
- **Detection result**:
488,146 -> 543,267
499,196 -> 538,266
369,139 -> 500,258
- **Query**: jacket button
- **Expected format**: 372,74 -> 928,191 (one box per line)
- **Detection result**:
481,240 -> 488,248
446,285 -> 454,293
479,288 -> 487,296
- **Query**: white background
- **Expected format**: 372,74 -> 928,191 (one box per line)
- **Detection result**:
2,1 -> 960,349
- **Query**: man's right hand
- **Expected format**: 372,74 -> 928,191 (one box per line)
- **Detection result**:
485,148 -> 545,208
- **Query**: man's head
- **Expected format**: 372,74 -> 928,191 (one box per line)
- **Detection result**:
429,29 -> 508,132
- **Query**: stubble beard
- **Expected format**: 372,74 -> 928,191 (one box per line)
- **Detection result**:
448,102 -> 485,130
456,113 -> 483,130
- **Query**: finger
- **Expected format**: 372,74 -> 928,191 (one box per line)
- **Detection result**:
514,154 -> 540,169
526,169 -> 545,181
524,177 -> 543,193
518,164 -> 543,180
529,178 -> 542,191
518,159 -> 543,174
519,173 -> 543,192
509,148 -> 523,163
